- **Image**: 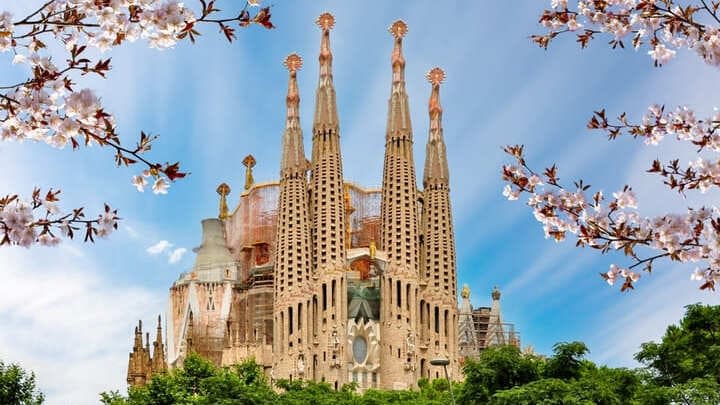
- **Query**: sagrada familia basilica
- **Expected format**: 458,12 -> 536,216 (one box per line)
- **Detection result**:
126,13 -> 520,391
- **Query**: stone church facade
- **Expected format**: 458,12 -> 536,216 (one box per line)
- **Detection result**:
127,13 -> 513,391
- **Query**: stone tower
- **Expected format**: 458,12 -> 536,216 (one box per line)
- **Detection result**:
310,12 -> 346,272
419,67 -> 459,378
309,13 -> 348,388
273,53 -> 314,380
379,20 -> 421,389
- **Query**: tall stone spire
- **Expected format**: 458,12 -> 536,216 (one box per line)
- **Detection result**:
379,20 -> 422,388
381,20 -> 419,272
313,12 -> 339,130
273,53 -> 315,381
152,315 -> 167,373
421,67 -> 456,296
310,12 -> 346,271
275,53 -> 312,292
423,68 -> 450,187
281,54 -> 306,176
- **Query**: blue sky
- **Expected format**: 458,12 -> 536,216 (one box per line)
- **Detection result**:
1,1 -> 720,403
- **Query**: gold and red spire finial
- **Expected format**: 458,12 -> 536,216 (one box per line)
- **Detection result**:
389,19 -> 408,39
284,53 -> 303,74
426,67 -> 445,86
389,20 -> 408,83
283,53 -> 302,120
316,12 -> 335,31
427,67 -> 445,121
316,12 -> 334,78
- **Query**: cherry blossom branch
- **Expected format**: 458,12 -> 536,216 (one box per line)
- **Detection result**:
534,1 -> 720,67
588,105 -> 720,194
0,1 -> 275,248
0,189 -> 119,247
502,145 -> 719,292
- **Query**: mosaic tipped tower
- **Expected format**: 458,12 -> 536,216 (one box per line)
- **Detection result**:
126,12 -> 521,391
310,12 -> 346,273
418,67 -> 458,375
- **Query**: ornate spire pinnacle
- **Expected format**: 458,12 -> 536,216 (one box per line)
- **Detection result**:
389,20 -> 408,85
242,155 -> 256,190
461,283 -> 470,299
423,67 -> 450,186
492,286 -> 501,301
281,53 -> 307,177
385,20 -> 412,142
284,53 -> 302,126
152,314 -> 167,373
313,12 -> 339,131
216,183 -> 230,220
316,12 -> 334,80
134,320 -> 143,349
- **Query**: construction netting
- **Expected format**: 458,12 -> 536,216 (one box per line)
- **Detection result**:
346,183 -> 382,249
225,181 -> 383,273
225,183 -> 280,273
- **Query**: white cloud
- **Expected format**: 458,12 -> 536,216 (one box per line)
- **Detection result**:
123,225 -> 139,239
146,240 -> 188,264
0,247 -> 164,405
146,240 -> 172,255
168,247 -> 187,264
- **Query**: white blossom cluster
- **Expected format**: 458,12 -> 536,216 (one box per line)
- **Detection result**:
2,1 -> 198,53
502,162 -> 720,290
0,200 -> 38,247
543,0 -> 720,67
0,1 -> 201,198
132,170 -> 169,194
640,105 -> 720,148
0,197 -> 118,248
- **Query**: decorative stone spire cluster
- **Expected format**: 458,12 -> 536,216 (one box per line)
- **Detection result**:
127,317 -> 166,388
310,12 -> 346,272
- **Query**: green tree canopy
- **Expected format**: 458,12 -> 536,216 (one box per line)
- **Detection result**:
0,360 -> 44,405
459,344 -> 543,403
635,303 -> 720,386
544,341 -> 590,380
